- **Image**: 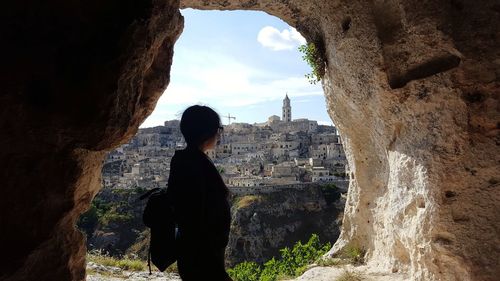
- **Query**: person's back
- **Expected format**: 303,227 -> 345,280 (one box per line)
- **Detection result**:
166,105 -> 232,281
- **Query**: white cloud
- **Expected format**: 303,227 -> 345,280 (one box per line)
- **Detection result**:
141,50 -> 323,127
257,26 -> 307,51
159,75 -> 321,108
155,51 -> 321,108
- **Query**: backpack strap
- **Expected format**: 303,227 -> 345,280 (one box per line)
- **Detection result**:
139,187 -> 161,200
147,240 -> 152,275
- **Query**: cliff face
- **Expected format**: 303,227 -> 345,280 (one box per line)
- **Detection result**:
80,185 -> 344,267
78,189 -> 148,257
227,185 -> 344,266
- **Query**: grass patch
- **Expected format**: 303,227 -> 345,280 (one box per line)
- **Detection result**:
316,257 -> 343,267
166,261 -> 178,273
126,229 -> 150,259
236,195 -> 263,209
340,245 -> 365,265
336,270 -> 364,281
87,252 -> 147,271
86,268 -> 119,278
322,244 -> 365,267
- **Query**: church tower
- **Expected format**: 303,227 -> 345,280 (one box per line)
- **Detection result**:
282,94 -> 291,122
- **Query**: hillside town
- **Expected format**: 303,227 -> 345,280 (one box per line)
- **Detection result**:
102,95 -> 349,190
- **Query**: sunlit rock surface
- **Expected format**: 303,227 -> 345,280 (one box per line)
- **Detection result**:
181,1 -> 500,280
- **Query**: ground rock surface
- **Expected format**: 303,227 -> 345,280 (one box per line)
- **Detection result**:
86,262 -> 181,281
291,265 -> 408,281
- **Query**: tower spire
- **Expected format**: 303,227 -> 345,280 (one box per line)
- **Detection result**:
282,93 -> 291,122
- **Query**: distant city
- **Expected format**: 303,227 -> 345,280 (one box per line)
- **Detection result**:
103,95 -> 349,190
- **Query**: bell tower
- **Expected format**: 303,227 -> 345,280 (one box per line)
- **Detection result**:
282,94 -> 292,122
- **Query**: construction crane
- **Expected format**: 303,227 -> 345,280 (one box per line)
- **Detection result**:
223,114 -> 236,125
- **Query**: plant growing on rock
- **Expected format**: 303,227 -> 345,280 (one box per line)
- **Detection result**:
227,262 -> 261,281
340,244 -> 365,265
228,234 -> 332,281
236,195 -> 263,209
298,42 -> 325,84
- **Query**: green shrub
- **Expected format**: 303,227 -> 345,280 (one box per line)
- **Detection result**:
134,186 -> 147,194
228,234 -> 332,281
227,262 -> 261,281
320,184 -> 337,191
87,252 -> 147,271
99,206 -> 133,226
259,258 -> 280,281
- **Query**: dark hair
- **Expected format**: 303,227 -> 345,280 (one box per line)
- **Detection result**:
180,105 -> 221,148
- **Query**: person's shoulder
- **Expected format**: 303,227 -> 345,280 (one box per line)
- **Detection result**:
171,148 -> 203,165
170,149 -> 185,166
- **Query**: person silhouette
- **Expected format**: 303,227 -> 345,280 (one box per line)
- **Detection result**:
167,105 -> 232,281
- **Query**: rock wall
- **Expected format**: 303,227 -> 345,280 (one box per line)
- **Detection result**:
0,1 -> 183,280
227,185 -> 344,266
78,188 -> 149,257
180,1 -> 500,280
78,185 -> 343,268
1,0 -> 498,280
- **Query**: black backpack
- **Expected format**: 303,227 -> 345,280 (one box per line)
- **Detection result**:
140,187 -> 176,274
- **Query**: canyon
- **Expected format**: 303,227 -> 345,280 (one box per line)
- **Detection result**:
80,184 -> 344,268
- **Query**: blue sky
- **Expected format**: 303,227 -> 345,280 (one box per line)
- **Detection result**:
140,9 -> 332,127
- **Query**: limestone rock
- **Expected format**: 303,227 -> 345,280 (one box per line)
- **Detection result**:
291,265 -> 408,281
181,1 -> 500,280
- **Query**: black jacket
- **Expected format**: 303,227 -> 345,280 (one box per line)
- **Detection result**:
167,147 -> 231,252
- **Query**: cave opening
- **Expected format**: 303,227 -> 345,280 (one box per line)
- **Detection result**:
4,1 -> 497,280
79,8 -> 348,279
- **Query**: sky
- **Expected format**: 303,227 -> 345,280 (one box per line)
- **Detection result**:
140,9 -> 332,128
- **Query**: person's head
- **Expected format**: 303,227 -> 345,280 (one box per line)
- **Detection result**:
180,105 -> 222,151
